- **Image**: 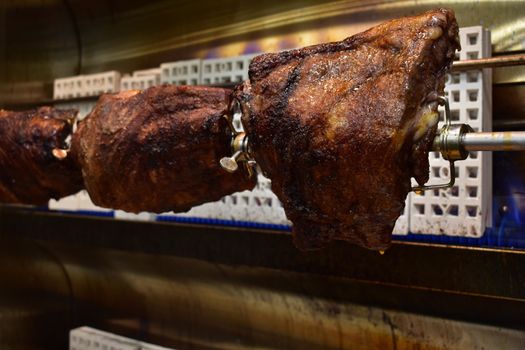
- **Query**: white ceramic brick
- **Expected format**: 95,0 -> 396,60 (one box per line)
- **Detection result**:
49,194 -> 79,211
200,54 -> 256,85
165,173 -> 290,226
160,59 -> 201,85
120,74 -> 159,91
132,68 -> 162,79
70,327 -> 174,350
76,190 -> 113,214
392,197 -> 410,235
114,210 -> 156,222
82,71 -> 121,96
54,71 -> 121,99
409,26 -> 492,237
48,191 -> 112,215
54,76 -> 84,99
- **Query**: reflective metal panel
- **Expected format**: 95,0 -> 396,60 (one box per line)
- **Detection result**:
2,0 -> 525,107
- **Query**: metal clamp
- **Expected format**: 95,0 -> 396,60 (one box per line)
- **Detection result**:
412,96 -> 472,193
219,99 -> 257,177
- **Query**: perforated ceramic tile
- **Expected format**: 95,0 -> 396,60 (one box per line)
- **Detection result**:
81,71 -> 121,96
200,54 -> 256,85
166,174 -> 290,226
54,76 -> 84,99
50,190 -> 113,216
120,74 -> 159,91
409,26 -> 492,237
392,197 -> 410,235
160,59 -> 201,85
70,327 -> 174,350
133,68 -> 162,79
54,71 -> 121,99
114,210 -> 156,222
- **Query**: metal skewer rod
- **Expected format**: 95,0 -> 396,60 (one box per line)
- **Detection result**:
431,130 -> 525,152
461,131 -> 525,151
451,53 -> 525,71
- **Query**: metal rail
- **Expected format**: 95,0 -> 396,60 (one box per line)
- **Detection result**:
462,131 -> 525,151
431,129 -> 525,154
451,53 -> 525,71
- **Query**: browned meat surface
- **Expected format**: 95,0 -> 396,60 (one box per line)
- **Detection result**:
237,9 -> 460,250
0,107 -> 83,205
71,85 -> 255,213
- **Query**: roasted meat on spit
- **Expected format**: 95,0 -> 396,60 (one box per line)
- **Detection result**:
237,8 -> 460,250
71,85 -> 256,213
0,107 -> 83,205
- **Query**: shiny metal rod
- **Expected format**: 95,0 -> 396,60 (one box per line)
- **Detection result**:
462,131 -> 525,151
451,53 -> 525,71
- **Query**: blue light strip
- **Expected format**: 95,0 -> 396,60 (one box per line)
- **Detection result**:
39,208 -> 524,250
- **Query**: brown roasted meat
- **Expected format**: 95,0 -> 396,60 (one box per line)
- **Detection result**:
237,8 -> 460,250
71,85 -> 256,213
0,107 -> 83,205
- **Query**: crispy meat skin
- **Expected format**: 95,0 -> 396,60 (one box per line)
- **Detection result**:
0,107 -> 83,205
238,9 -> 460,250
71,85 -> 255,213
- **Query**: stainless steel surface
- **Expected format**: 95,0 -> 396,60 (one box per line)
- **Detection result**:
451,53 -> 525,71
434,124 -> 474,160
2,1 -> 525,107
462,131 -> 525,151
0,238 -> 73,349
432,127 -> 525,153
1,208 -> 525,349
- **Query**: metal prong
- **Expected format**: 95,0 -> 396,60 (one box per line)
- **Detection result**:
221,99 -> 257,176
52,148 -> 69,160
220,151 -> 242,173
412,96 -> 456,192
412,161 -> 456,193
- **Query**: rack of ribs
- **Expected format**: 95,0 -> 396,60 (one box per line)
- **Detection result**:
70,85 -> 255,213
0,107 -> 83,205
237,8 -> 460,250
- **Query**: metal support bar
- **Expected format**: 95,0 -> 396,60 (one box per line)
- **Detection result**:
451,53 -> 525,71
462,131 -> 525,151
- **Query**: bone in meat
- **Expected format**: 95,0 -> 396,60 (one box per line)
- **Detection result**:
71,85 -> 256,213
237,8 -> 460,250
0,107 -> 83,205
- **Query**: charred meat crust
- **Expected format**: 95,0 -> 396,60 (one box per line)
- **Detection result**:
0,107 -> 83,205
239,8 -> 460,251
71,85 -> 256,213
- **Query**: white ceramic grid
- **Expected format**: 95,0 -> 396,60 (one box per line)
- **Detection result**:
132,67 -> 162,79
165,174 -> 290,225
121,68 -> 161,91
408,26 -> 492,237
120,74 -> 159,91
160,59 -> 201,85
200,54 -> 256,85
70,326 -> 174,350
49,190 -> 114,215
81,71 -> 121,96
54,76 -> 84,99
392,199 -> 410,235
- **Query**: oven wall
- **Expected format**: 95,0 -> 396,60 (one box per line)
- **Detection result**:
1,0 -> 524,108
